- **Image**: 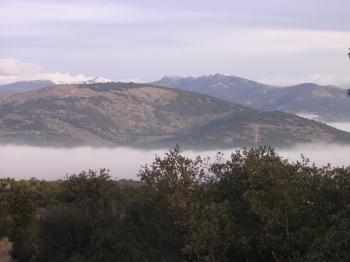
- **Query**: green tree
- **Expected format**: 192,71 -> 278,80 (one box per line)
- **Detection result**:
139,146 -> 234,261
0,179 -> 12,238
7,181 -> 38,262
306,207 -> 350,261
89,197 -> 184,262
36,207 -> 93,262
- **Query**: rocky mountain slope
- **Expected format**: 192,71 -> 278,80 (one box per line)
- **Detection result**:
0,82 -> 349,148
153,74 -> 350,122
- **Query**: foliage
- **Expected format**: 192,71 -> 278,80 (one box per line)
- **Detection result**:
1,146 -> 350,261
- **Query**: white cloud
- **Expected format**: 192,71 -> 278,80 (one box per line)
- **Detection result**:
0,58 -> 97,84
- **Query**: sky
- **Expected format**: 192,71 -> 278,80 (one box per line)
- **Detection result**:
1,0 -> 350,86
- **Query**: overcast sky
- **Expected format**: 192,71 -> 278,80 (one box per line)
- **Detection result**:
1,0 -> 350,86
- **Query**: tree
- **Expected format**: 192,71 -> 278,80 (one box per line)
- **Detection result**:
36,207 -> 93,262
306,207 -> 350,261
139,146 -> 238,261
89,197 -> 184,262
0,179 -> 12,238
37,169 -> 119,262
7,181 -> 38,262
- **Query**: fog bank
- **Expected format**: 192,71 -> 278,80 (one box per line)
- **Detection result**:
0,144 -> 349,180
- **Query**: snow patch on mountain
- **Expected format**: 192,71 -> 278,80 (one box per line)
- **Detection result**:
51,76 -> 113,85
82,76 -> 112,84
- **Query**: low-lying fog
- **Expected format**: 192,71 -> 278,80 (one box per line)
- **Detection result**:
1,122 -> 349,180
0,144 -> 349,180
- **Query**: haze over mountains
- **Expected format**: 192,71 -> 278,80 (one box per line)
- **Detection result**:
0,82 -> 349,148
154,74 -> 350,122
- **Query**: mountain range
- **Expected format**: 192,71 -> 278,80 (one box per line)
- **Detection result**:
0,80 -> 55,95
2,74 -> 349,123
0,82 -> 349,148
0,77 -> 111,95
153,74 -> 350,122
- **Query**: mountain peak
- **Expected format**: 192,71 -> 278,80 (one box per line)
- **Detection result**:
82,76 -> 112,84
160,75 -> 193,82
209,73 -> 232,78
159,73 -> 260,84
152,73 -> 270,101
51,76 -> 113,85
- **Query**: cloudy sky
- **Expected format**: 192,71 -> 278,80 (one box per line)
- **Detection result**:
1,0 -> 350,86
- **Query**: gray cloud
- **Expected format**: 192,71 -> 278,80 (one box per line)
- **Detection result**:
1,0 -> 350,86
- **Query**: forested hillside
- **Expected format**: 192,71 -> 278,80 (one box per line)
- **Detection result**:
1,147 -> 350,261
0,82 -> 349,148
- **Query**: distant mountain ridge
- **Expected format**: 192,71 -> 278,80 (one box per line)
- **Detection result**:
3,74 -> 350,123
156,74 -> 272,102
153,74 -> 350,122
0,82 -> 349,149
0,80 -> 55,95
0,77 -> 112,95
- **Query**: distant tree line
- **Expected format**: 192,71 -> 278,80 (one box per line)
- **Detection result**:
1,146 -> 350,261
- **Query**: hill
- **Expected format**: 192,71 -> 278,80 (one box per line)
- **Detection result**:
0,82 -> 349,148
153,74 -> 350,122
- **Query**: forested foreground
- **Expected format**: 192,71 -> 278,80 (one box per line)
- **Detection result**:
1,147 -> 350,262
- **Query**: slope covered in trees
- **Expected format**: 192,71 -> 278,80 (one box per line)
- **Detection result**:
1,147 -> 350,261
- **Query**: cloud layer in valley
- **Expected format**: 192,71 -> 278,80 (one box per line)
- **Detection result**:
0,144 -> 349,181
